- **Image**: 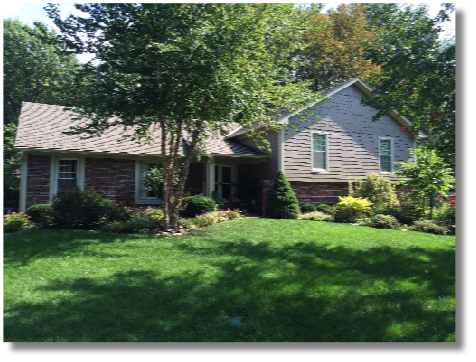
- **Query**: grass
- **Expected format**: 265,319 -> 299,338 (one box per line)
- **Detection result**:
4,219 -> 455,342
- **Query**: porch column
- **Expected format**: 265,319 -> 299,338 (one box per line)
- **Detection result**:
206,156 -> 215,197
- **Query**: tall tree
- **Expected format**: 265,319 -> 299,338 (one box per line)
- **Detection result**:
362,3 -> 456,167
46,3 -> 322,230
3,19 -> 80,207
296,3 -> 380,91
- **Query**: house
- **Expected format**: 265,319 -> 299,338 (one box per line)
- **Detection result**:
14,78 -> 419,213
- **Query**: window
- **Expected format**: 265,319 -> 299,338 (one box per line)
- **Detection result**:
139,162 -> 161,199
312,132 -> 327,171
57,159 -> 78,190
380,138 -> 392,173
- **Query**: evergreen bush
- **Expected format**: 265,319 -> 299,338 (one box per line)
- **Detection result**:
316,204 -> 332,211
266,170 -> 300,219
301,203 -> 317,213
180,195 -> 217,218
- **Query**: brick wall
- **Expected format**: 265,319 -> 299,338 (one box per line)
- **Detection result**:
85,157 -> 136,204
26,154 -> 51,209
183,162 -> 204,195
290,181 -> 348,206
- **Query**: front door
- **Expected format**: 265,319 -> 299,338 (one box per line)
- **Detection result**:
214,165 -> 232,201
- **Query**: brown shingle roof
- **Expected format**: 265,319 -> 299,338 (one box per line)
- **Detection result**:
14,102 -> 266,156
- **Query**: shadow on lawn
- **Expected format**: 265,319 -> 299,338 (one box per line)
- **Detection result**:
4,234 -> 455,342
3,229 -> 151,266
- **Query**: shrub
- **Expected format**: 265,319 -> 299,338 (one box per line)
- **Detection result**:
106,203 -> 133,222
266,170 -> 300,219
3,212 -> 34,233
370,204 -> 408,224
316,204 -> 332,212
370,214 -> 401,229
298,211 -> 333,222
51,187 -> 115,226
178,218 -> 197,230
180,195 -> 217,218
102,207 -> 164,234
102,218 -> 159,234
408,219 -> 448,235
27,204 -> 53,226
191,211 -> 227,228
334,196 -> 372,223
349,173 -> 399,208
218,209 -> 243,220
357,217 -> 372,227
301,203 -> 317,213
211,191 -> 228,210
434,202 -> 456,235
398,190 -> 425,224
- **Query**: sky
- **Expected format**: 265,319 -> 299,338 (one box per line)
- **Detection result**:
2,1 -> 458,64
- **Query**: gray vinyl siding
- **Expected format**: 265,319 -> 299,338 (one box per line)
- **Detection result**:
236,130 -> 279,180
284,85 -> 415,182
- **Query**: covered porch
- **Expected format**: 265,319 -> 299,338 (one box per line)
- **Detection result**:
202,155 -> 269,214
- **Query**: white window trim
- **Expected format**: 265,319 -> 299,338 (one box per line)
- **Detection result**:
311,131 -> 328,172
52,157 -> 85,194
379,137 -> 393,174
135,160 -> 163,204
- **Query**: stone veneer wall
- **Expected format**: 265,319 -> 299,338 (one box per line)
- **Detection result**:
25,154 -> 51,209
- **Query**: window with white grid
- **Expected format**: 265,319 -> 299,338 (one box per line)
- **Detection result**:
57,159 -> 78,190
380,138 -> 392,173
312,132 -> 327,171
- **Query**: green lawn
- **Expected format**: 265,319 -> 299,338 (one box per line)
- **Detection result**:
4,219 -> 455,342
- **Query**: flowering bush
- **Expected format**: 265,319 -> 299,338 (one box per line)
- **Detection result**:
217,209 -> 243,220
4,212 -> 34,233
51,187 -> 115,226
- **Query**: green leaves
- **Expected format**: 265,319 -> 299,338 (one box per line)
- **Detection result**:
362,4 -> 455,167
393,148 -> 454,217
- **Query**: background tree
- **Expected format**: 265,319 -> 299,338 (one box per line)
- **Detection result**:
296,3 -> 380,91
46,3 -> 322,230
266,170 -> 301,219
393,148 -> 455,220
362,3 -> 456,168
3,19 -> 80,207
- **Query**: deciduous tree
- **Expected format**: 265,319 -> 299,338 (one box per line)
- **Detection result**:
362,3 -> 456,167
296,3 -> 380,91
46,3 -> 322,230
3,19 -> 80,207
